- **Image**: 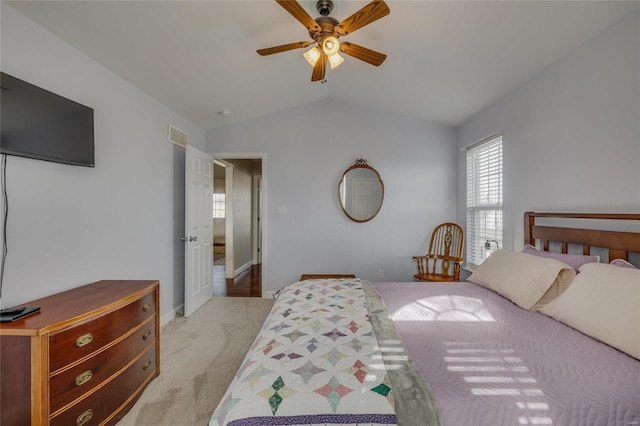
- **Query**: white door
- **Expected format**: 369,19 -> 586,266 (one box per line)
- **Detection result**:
352,178 -> 382,220
184,145 -> 214,317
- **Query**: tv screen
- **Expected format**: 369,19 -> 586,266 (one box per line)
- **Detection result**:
1,72 -> 95,167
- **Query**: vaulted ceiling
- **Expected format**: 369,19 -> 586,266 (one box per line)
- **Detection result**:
8,1 -> 639,130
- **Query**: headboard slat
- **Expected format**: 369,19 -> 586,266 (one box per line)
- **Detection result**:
609,249 -> 628,261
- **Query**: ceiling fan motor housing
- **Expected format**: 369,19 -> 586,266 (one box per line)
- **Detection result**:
310,16 -> 339,41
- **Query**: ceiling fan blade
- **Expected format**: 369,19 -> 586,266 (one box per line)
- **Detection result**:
257,41 -> 311,56
335,0 -> 390,36
339,42 -> 387,66
276,0 -> 321,34
311,51 -> 327,82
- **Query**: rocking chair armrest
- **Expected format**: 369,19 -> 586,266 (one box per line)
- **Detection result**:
413,255 -> 463,263
429,254 -> 463,262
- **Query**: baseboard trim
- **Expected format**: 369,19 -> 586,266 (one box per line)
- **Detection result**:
160,304 -> 183,329
233,261 -> 252,277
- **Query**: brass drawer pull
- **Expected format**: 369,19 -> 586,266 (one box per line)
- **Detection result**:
143,359 -> 152,370
143,329 -> 152,340
75,333 -> 93,348
143,302 -> 151,312
75,370 -> 93,386
76,409 -> 93,426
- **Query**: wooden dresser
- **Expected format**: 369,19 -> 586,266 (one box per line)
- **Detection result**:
0,280 -> 160,426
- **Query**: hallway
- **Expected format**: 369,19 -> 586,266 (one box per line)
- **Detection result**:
213,264 -> 262,297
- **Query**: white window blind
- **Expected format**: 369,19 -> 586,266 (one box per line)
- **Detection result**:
466,136 -> 503,267
213,193 -> 225,219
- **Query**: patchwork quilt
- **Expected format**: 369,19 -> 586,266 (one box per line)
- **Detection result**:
209,278 -> 441,426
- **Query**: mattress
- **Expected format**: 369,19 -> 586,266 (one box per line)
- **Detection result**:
373,282 -> 640,426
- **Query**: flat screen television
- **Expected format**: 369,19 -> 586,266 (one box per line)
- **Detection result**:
1,72 -> 95,167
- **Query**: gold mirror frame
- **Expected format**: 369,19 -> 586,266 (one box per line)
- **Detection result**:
338,159 -> 384,223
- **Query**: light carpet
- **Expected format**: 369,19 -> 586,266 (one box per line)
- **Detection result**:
116,296 -> 274,426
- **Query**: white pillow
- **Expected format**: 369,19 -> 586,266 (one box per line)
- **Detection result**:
539,262 -> 640,360
468,249 -> 576,310
610,258 -> 638,269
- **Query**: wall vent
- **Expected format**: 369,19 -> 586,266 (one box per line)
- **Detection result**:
168,125 -> 188,148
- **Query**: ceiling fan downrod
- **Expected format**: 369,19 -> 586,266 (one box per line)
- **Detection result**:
316,0 -> 333,16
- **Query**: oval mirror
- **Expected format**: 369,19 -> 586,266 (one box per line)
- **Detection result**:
339,159 -> 384,223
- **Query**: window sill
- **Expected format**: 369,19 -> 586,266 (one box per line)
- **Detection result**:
461,265 -> 477,274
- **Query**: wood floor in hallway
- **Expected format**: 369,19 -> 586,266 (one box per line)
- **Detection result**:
213,263 -> 262,297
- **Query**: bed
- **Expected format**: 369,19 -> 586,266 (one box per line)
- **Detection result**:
209,212 -> 640,425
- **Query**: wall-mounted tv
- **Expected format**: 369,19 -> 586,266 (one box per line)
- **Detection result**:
1,72 -> 95,167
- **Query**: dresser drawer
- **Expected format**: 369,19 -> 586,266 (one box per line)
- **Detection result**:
50,345 -> 157,426
49,315 -> 156,414
49,290 -> 156,372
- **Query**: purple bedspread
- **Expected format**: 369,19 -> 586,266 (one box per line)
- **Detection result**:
373,282 -> 640,426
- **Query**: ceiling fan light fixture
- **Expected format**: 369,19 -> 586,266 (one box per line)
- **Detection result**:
303,46 -> 321,66
322,36 -> 340,56
328,53 -> 344,69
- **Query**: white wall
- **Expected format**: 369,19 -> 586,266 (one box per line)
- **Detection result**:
207,98 -> 457,292
1,4 -> 206,319
7,3 -> 632,312
456,11 -> 640,252
228,159 -> 253,274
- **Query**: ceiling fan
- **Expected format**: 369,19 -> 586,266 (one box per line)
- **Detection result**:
257,0 -> 390,82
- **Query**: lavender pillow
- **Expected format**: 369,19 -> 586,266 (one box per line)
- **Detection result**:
610,259 -> 638,269
521,244 -> 599,272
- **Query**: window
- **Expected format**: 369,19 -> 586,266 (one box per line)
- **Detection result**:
466,135 -> 503,267
213,193 -> 225,218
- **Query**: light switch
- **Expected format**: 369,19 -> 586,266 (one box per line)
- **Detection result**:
277,205 -> 287,215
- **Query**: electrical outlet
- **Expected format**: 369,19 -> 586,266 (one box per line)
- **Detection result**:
378,269 -> 384,279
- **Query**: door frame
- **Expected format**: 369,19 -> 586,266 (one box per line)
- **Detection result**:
213,159 -> 235,279
252,174 -> 262,265
212,152 -> 267,298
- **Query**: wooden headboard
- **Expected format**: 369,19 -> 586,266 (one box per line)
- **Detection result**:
524,212 -> 640,262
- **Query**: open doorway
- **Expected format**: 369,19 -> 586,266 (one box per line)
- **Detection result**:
212,154 -> 265,297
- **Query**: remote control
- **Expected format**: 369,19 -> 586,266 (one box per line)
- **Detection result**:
0,306 -> 27,315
